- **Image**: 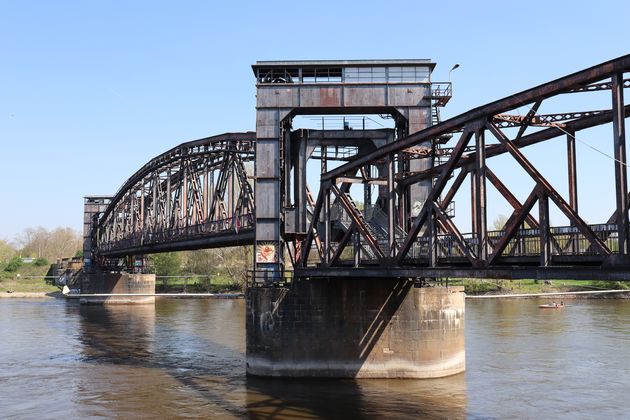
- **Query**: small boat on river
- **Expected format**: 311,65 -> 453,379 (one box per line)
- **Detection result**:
538,303 -> 564,309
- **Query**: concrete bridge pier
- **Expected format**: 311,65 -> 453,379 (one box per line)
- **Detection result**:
246,278 -> 465,378
79,272 -> 155,304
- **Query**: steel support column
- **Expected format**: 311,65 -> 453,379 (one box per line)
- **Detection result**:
353,231 -> 360,267
363,165 -> 372,216
182,168 -> 188,227
566,127 -> 579,254
428,207 -> 437,267
474,127 -> 488,262
296,133 -> 307,232
539,193 -> 551,266
470,170 -> 477,235
283,125 -> 291,209
324,187 -> 331,266
387,153 -> 396,259
612,72 -> 629,255
566,127 -> 578,214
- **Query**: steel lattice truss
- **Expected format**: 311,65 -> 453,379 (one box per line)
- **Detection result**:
95,132 -> 256,257
297,55 -> 630,280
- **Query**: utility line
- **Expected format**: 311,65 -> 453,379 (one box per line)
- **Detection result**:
516,101 -> 630,168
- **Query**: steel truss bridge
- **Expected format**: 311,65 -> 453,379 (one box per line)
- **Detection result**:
93,55 -> 630,281
95,132 -> 255,257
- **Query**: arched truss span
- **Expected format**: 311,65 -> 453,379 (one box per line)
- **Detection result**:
95,132 -> 256,257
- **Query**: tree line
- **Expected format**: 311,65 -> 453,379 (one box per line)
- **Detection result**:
149,246 -> 251,285
0,227 -> 83,266
0,226 -> 251,284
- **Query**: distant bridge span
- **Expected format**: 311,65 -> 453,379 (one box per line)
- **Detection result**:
94,132 -> 255,258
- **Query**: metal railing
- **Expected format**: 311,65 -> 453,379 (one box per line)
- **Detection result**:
321,223 -> 621,263
98,214 -> 254,253
396,223 -> 621,260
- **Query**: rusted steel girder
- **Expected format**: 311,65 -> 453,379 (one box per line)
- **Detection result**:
401,105 -> 630,186
487,186 -> 541,265
612,72 -> 629,256
486,168 -> 539,229
394,128 -> 475,264
303,55 -> 630,277
299,182 -> 325,267
569,77 -> 630,93
432,202 -> 476,264
95,132 -> 255,258
492,110 -> 608,128
323,54 -> 630,183
486,122 -> 610,256
330,184 -> 385,260
329,224 -> 355,266
296,266 -> 630,281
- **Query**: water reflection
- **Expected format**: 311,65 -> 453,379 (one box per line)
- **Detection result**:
246,375 -> 467,419
2,298 -> 628,418
75,301 -> 248,418
466,299 -> 630,419
78,304 -> 156,362
74,300 -> 468,419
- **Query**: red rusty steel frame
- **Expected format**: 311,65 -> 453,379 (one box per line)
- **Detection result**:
94,132 -> 256,258
91,55 -> 630,280
328,224 -> 356,266
492,110 -> 608,128
299,54 -> 630,277
569,77 -> 630,93
400,105 -> 630,186
330,184 -> 385,260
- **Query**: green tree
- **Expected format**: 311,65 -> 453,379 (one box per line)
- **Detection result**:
215,246 -> 251,286
4,256 -> 23,272
18,227 -> 81,261
183,249 -> 220,275
0,239 -> 16,264
150,252 -> 182,276
33,257 -> 49,267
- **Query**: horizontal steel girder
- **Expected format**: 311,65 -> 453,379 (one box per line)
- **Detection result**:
296,266 -> 630,281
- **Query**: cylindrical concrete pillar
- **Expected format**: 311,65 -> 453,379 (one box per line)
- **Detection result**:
246,278 -> 465,378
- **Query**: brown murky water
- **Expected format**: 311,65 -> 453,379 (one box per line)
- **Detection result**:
0,297 -> 628,418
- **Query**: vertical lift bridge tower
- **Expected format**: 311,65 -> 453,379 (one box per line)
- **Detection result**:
251,59 -> 448,280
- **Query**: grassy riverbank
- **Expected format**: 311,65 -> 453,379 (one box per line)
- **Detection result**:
0,264 -> 59,294
451,278 -> 630,296
2,265 -> 628,297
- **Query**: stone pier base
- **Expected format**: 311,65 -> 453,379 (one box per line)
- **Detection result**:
79,272 -> 155,304
246,278 -> 465,378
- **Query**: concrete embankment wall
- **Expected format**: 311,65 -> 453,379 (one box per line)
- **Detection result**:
80,273 -> 155,304
246,278 -> 465,378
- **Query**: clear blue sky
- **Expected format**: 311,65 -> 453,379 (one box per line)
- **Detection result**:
1,0 -> 628,240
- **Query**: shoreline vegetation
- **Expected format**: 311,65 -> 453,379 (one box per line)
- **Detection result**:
450,278 -> 629,297
1,272 -> 629,299
2,254 -> 628,299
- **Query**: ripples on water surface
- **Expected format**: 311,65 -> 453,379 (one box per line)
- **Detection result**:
0,297 -> 628,418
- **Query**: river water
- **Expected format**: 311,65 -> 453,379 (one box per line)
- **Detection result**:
0,297 -> 628,419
